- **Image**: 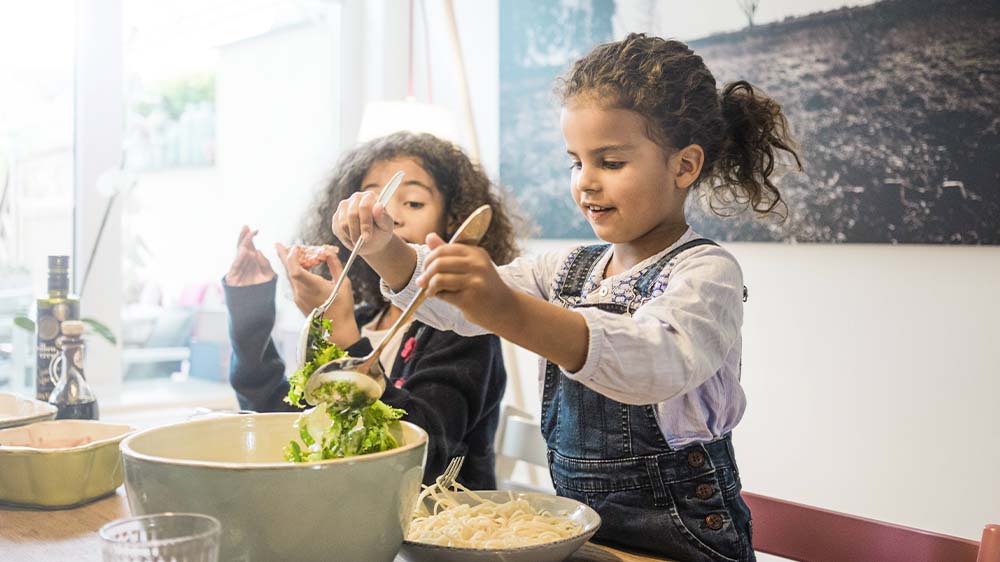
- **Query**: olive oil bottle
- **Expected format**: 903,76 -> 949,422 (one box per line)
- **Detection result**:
35,255 -> 80,401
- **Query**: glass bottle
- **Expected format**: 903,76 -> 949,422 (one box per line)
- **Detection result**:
47,320 -> 99,420
35,255 -> 80,401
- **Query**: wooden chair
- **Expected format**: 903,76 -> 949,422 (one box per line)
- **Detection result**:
744,491 -> 1000,562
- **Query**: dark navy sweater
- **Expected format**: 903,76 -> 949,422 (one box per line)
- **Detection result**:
224,278 -> 506,489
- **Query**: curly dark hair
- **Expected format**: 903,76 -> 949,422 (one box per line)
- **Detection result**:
555,33 -> 802,217
299,131 -> 521,309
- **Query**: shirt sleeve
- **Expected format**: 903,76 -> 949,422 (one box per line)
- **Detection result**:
224,277 -> 300,413
225,278 -> 378,412
564,247 -> 745,405
380,244 -> 571,336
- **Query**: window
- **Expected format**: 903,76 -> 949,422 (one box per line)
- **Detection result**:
118,0 -> 348,388
0,3 -> 76,393
3,1 -> 356,407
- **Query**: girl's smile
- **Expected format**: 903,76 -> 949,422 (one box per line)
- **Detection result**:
583,203 -> 616,222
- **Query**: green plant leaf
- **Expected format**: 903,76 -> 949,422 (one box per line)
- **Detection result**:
14,314 -> 117,345
14,314 -> 35,332
80,318 -> 117,345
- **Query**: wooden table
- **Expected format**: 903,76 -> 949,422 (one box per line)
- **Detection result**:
0,487 -> 673,562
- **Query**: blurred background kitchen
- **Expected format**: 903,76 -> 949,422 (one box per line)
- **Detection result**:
1,0 -> 997,558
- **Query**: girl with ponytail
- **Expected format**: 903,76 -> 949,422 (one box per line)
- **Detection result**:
331,33 -> 800,562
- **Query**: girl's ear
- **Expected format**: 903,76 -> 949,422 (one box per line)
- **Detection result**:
673,144 -> 705,190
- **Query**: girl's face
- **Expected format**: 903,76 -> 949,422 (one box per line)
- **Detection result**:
361,157 -> 447,244
561,98 -> 689,253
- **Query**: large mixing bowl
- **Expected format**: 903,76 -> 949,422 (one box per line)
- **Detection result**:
120,413 -> 427,562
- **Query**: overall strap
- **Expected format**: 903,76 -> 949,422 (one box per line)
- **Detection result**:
633,238 -> 719,298
555,244 -> 611,300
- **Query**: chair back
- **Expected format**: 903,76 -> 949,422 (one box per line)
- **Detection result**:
979,524 -> 1000,562
744,491 -> 992,562
493,405 -> 552,492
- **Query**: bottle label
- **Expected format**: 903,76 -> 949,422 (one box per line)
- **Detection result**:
38,316 -> 60,340
35,344 -> 59,400
36,298 -> 80,401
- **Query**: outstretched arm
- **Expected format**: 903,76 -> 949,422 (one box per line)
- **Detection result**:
415,234 -> 590,372
403,237 -> 745,405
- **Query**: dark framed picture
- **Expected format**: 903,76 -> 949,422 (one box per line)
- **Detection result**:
500,0 -> 999,244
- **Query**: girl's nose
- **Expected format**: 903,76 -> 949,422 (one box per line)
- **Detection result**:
575,165 -> 600,192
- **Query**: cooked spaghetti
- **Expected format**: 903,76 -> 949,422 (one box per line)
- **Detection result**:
407,477 -> 583,548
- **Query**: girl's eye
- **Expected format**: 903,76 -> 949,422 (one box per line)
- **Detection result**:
403,201 -> 425,209
568,161 -> 582,171
603,161 -> 625,170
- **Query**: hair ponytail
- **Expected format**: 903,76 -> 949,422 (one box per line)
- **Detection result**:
713,80 -> 802,216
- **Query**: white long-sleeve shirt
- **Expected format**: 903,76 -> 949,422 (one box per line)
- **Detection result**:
383,228 -> 747,447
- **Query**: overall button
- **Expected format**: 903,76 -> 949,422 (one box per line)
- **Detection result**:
687,450 -> 705,468
705,513 -> 724,530
598,286 -> 609,297
695,483 -> 715,500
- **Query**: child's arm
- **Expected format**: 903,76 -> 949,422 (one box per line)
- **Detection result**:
223,278 -> 300,413
331,191 -> 565,333
332,193 -> 741,402
414,237 -> 745,405
414,234 -> 590,371
331,190 -> 419,291
274,243 -> 360,348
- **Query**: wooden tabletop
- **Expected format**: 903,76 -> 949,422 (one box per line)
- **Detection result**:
0,488 -> 673,562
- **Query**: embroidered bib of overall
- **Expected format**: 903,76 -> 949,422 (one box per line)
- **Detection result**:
540,239 -> 756,562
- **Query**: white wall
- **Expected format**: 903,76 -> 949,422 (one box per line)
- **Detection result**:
75,0 -> 124,392
423,0 -> 500,175
217,20 -> 342,249
388,0 -> 500,176
731,242 -> 1000,539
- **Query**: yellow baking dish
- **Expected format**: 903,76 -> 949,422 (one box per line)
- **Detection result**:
0,420 -> 134,508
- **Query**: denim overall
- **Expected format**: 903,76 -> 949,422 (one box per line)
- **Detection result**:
541,239 -> 755,562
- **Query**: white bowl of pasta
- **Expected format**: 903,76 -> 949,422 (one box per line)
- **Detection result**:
400,486 -> 601,562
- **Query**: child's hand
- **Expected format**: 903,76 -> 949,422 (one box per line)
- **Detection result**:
331,191 -> 397,256
225,226 -> 276,287
276,243 -> 360,347
417,233 -> 515,329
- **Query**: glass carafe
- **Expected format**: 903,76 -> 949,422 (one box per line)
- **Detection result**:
48,320 -> 99,420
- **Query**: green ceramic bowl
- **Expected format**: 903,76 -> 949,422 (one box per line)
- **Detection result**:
120,412 -> 428,562
0,420 -> 134,508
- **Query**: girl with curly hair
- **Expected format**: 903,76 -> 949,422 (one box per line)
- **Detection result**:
224,131 -> 519,490
333,34 -> 801,561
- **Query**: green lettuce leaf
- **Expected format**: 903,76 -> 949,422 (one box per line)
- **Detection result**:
284,317 -> 346,408
280,316 -> 406,462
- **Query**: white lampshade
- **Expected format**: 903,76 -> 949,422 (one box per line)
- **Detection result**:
356,97 -> 460,144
